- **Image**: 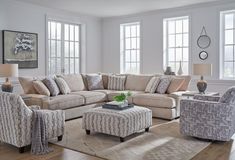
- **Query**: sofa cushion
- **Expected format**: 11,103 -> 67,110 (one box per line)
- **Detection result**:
19,77 -> 37,94
133,93 -> 176,108
70,91 -> 107,104
125,74 -> 153,91
42,78 -> 60,96
43,94 -> 85,110
55,77 -> 71,94
107,90 -> 144,103
176,75 -> 191,91
108,76 -> 125,91
32,80 -> 50,96
167,78 -> 185,94
86,74 -> 104,90
145,77 -> 160,93
59,74 -> 86,92
156,77 -> 172,94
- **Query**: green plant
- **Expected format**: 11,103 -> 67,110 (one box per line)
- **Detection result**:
113,91 -> 132,102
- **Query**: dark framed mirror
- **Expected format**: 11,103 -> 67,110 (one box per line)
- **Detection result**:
197,26 -> 211,49
199,51 -> 208,60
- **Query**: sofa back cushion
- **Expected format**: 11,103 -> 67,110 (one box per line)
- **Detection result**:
59,74 -> 86,92
42,78 -> 60,96
125,74 -> 153,91
108,76 -> 125,91
86,74 -> 104,90
18,77 -> 37,94
33,80 -> 50,96
219,86 -> 235,104
145,77 -> 160,93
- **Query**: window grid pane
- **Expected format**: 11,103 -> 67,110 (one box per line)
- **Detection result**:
221,10 -> 235,79
48,20 -> 81,75
120,22 -> 140,74
164,16 -> 189,74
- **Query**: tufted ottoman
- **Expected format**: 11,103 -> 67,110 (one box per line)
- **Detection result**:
82,106 -> 152,142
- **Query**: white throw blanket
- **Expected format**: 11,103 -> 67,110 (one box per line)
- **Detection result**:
31,110 -> 53,155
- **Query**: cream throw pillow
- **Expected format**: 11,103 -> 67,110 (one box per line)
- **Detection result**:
108,76 -> 126,91
33,80 -> 50,96
55,77 -> 71,94
145,77 -> 160,93
167,78 -> 185,94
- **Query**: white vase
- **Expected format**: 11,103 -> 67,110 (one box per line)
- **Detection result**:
177,61 -> 183,75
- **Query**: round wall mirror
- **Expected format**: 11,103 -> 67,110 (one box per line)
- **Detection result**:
197,35 -> 211,49
199,51 -> 208,60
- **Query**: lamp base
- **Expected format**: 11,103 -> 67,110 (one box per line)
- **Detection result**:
1,84 -> 13,92
197,80 -> 207,94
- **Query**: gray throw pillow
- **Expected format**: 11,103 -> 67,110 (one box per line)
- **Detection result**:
42,78 -> 60,96
86,74 -> 104,91
219,86 -> 235,104
156,77 -> 172,94
55,77 -> 71,94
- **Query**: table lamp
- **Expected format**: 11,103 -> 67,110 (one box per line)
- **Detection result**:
0,64 -> 19,92
193,64 -> 212,94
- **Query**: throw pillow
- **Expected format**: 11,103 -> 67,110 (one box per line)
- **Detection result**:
108,76 -> 126,91
32,80 -> 50,96
18,77 -> 37,94
86,74 -> 104,91
219,86 -> 235,104
156,77 -> 172,94
167,78 -> 185,94
42,78 -> 60,96
55,77 -> 71,94
145,77 -> 160,93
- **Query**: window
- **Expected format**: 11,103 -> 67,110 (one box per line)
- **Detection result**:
47,20 -> 80,75
220,10 -> 235,79
163,16 -> 189,74
120,22 -> 140,74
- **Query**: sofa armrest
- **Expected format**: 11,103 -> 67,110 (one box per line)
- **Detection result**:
24,94 -> 50,108
193,95 -> 220,102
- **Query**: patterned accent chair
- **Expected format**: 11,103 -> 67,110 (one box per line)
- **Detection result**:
180,87 -> 235,141
0,92 -> 65,153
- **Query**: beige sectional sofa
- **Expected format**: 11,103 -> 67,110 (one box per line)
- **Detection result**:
19,74 -> 191,120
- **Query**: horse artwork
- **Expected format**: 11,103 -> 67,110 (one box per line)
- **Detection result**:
2,30 -> 38,68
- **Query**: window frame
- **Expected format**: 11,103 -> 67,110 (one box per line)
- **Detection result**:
163,16 -> 190,75
120,22 -> 141,74
220,10 -> 235,80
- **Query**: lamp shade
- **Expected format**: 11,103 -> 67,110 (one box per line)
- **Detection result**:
0,64 -> 19,77
193,64 -> 212,76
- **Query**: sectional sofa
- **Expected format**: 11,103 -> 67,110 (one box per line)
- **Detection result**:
19,73 -> 191,120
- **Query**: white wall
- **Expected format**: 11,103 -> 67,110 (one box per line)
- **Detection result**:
0,0 -> 102,77
101,1 -> 235,94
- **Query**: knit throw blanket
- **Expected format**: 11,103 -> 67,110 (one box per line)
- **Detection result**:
31,110 -> 53,155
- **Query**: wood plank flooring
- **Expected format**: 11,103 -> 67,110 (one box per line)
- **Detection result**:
1,118 -> 235,160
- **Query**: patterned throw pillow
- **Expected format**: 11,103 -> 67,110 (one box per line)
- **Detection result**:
32,80 -> 50,96
55,77 -> 71,94
86,74 -> 104,91
167,78 -> 185,94
145,77 -> 160,93
219,86 -> 235,104
156,77 -> 172,94
42,78 -> 60,96
108,76 -> 126,91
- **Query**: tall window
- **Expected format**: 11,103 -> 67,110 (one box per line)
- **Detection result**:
47,20 -> 80,75
163,16 -> 189,74
120,22 -> 140,74
220,10 -> 235,79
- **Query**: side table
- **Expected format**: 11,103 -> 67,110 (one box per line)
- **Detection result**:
182,91 -> 219,99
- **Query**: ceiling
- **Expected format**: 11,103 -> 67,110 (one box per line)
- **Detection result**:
14,0 -> 227,18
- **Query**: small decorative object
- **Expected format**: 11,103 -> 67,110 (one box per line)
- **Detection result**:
199,51 -> 208,60
164,66 -> 175,75
193,64 -> 212,94
0,64 -> 19,92
113,91 -> 132,106
3,30 -> 38,68
177,61 -> 183,75
197,26 -> 211,49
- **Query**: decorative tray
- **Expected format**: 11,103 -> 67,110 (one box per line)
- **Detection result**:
102,104 -> 134,110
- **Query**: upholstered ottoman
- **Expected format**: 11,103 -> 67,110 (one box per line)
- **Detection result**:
82,106 -> 152,142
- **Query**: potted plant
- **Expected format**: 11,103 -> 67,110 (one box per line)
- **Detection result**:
113,91 -> 132,107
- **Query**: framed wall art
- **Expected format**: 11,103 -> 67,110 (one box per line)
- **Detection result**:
2,30 -> 38,68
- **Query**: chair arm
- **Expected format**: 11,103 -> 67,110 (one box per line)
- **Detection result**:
28,105 -> 41,110
193,95 -> 220,102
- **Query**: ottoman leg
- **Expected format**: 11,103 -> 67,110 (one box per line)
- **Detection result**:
86,130 -> 90,135
145,127 -> 150,132
120,137 -> 125,142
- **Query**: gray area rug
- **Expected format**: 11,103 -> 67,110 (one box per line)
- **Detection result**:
53,118 -> 211,160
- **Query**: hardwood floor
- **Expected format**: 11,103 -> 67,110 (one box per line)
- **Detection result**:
1,118 -> 235,160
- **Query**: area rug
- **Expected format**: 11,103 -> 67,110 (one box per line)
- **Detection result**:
52,118 -> 211,160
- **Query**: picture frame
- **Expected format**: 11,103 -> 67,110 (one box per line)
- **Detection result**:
2,30 -> 38,68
